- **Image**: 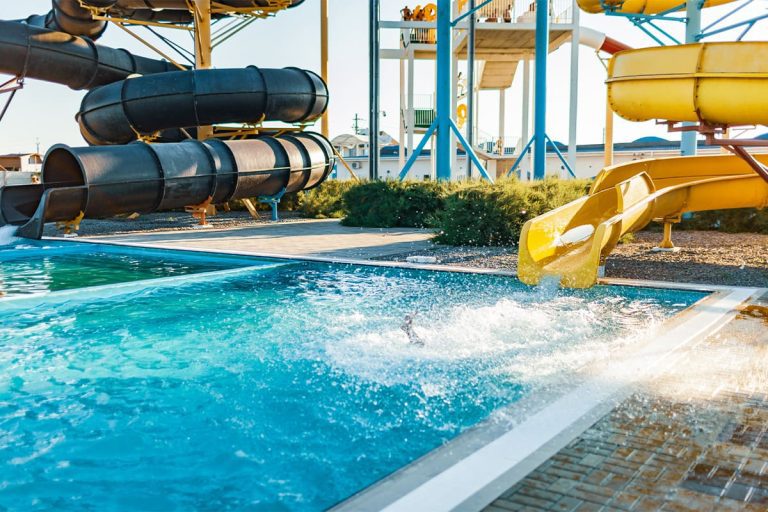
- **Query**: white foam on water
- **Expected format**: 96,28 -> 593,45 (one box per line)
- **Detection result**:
0,225 -> 18,246
323,295 -> 669,393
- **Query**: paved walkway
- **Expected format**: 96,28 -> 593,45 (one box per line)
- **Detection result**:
87,219 -> 435,259
486,292 -> 768,512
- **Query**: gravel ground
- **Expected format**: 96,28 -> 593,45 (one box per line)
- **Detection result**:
42,210 -> 310,237
386,230 -> 768,288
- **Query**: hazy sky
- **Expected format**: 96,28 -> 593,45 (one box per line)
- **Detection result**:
0,0 -> 765,154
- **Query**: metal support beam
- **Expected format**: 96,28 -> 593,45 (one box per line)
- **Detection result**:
533,0 -> 549,179
681,0 -> 701,156
605,93 -> 614,167
193,0 -> 213,140
369,0 -> 380,180
320,0 -> 329,138
398,0 -> 492,182
521,58 -> 531,180
451,40 -> 459,175
399,54 -> 406,170
498,89 -> 506,155
467,0 -> 476,178
567,1 -> 580,177
407,49 -> 415,169
435,0 -> 451,180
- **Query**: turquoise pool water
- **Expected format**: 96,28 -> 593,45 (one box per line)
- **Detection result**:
0,242 -> 257,298
0,242 -> 707,510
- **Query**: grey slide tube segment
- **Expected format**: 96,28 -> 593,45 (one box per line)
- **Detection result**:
0,133 -> 335,239
84,0 -> 305,10
77,67 -> 329,145
0,20 -> 178,90
24,0 -> 107,40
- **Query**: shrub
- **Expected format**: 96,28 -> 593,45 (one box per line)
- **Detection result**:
298,180 -> 354,218
433,178 -> 591,246
399,181 -> 454,227
340,180 -> 455,228
341,180 -> 404,227
679,208 -> 768,234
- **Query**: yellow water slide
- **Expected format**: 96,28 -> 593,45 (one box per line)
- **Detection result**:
578,0 -> 735,15
517,42 -> 768,288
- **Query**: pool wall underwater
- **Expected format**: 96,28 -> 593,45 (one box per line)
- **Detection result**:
0,237 -> 760,511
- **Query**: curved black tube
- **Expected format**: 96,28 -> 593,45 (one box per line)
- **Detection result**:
24,0 -> 107,40
77,67 -> 329,145
84,0 -> 305,9
0,133 -> 334,233
0,20 -> 179,90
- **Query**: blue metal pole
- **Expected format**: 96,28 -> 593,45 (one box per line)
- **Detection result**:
467,0 -> 476,178
533,0 -> 549,180
681,0 -> 701,156
369,0 -> 380,179
435,0 -> 451,181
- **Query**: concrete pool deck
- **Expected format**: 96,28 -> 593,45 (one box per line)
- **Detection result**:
84,218 -> 435,259
71,224 -> 767,511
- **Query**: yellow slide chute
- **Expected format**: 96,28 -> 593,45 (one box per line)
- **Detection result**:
608,42 -> 768,125
578,0 -> 735,15
518,42 -> 768,288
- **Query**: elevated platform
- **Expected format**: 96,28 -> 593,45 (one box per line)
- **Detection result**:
381,22 -> 573,90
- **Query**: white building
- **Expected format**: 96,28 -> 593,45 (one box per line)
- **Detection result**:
0,153 -> 42,173
330,134 -> 768,181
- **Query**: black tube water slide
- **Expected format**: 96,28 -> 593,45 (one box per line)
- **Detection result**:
24,0 -> 108,40
21,0 -> 306,36
0,133 -> 334,239
0,2 -> 332,239
0,20 -> 179,90
78,67 -> 328,145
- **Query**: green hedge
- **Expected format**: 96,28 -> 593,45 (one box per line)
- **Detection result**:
679,208 -> 768,234
340,180 -> 456,228
298,180 -> 355,218
434,178 -> 590,246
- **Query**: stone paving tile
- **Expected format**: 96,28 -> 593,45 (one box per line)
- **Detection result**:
484,294 -> 768,512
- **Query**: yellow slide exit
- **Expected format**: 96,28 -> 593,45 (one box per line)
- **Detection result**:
518,42 -> 768,288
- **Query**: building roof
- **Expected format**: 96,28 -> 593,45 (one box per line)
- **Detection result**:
0,153 -> 36,158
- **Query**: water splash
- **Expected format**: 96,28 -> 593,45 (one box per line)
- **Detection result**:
0,225 -> 17,246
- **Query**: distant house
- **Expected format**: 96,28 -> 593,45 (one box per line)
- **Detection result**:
0,153 -> 43,173
332,131 -> 399,159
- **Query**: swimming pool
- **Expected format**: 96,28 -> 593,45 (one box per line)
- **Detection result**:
0,239 -> 709,510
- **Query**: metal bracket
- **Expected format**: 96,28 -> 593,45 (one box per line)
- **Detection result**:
0,76 -> 24,125
258,187 -> 287,221
661,120 -> 768,183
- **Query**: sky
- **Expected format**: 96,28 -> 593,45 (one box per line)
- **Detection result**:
0,0 -> 766,154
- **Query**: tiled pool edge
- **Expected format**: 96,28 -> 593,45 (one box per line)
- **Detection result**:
40,237 -> 761,511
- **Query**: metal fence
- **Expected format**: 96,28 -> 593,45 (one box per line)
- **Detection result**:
473,0 -> 572,25
403,0 -> 572,46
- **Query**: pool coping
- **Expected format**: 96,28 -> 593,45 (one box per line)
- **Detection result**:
36,237 -> 765,511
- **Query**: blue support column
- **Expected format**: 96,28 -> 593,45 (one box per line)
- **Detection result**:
369,0 -> 380,179
398,0 -> 494,182
533,0 -> 549,179
681,0 -> 701,156
467,0 -> 476,178
435,0 -> 451,181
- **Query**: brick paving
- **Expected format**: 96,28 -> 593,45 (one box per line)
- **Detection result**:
486,294 -> 768,512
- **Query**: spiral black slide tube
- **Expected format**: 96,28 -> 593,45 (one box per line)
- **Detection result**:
77,67 -> 329,145
0,20 -> 179,90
